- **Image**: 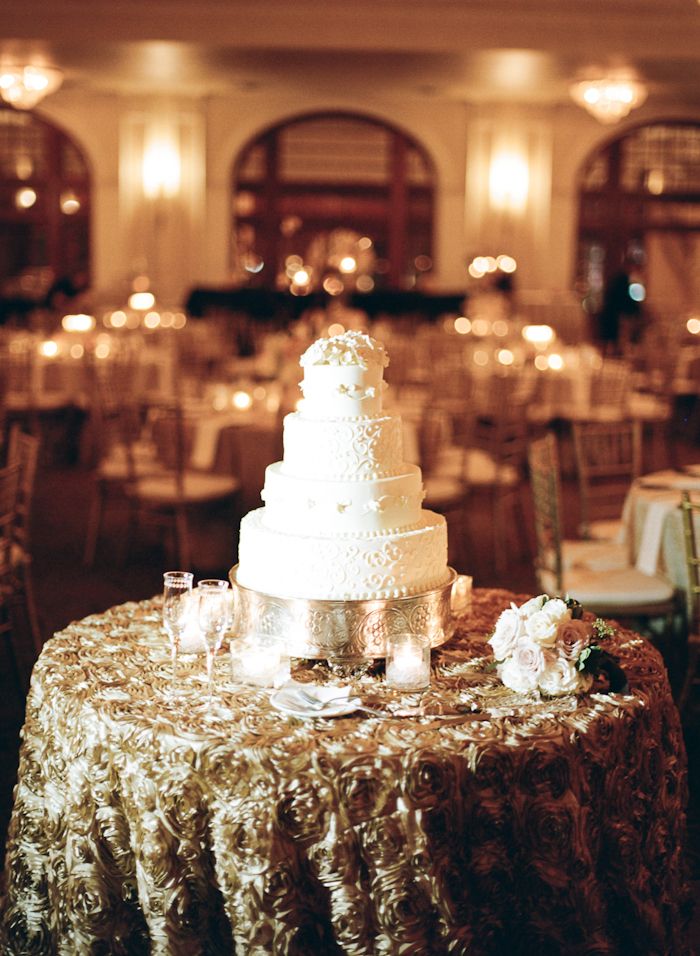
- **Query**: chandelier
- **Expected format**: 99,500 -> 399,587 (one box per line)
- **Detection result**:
569,75 -> 648,124
0,64 -> 63,110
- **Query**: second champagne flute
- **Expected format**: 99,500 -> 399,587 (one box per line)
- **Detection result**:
197,579 -> 231,706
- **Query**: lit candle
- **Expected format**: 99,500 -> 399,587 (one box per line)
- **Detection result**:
232,389 -> 253,411
385,633 -> 430,691
231,634 -> 290,688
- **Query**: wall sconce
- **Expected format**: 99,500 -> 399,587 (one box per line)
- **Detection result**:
570,74 -> 648,124
0,64 -> 63,110
120,108 -> 205,304
142,127 -> 181,199
489,148 -> 529,214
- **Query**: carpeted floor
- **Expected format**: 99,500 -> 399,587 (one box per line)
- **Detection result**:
2,432 -> 700,949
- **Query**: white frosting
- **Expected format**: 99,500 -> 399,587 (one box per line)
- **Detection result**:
261,462 -> 425,535
235,330 -> 450,602
282,413 -> 404,479
298,330 -> 389,419
237,508 -> 449,600
299,364 -> 384,418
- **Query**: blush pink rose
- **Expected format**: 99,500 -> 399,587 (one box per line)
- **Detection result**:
555,619 -> 592,662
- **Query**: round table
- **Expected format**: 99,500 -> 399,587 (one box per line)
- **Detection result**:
0,589 -> 690,955
622,470 -> 700,590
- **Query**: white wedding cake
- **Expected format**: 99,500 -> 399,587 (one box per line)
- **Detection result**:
236,330 -> 449,601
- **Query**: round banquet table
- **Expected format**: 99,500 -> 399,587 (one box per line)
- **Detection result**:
0,589 -> 691,955
621,470 -> 700,590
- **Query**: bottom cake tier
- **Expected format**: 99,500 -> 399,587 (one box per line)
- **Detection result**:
236,507 -> 449,601
229,564 -> 459,659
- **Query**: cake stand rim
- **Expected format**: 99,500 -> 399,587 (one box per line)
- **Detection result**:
229,564 -> 458,608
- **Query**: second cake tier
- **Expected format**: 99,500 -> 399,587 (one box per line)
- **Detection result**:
260,462 -> 425,535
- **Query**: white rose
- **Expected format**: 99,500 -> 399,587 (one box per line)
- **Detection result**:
498,656 -> 539,694
541,598 -> 570,624
524,610 -> 559,647
501,640 -> 547,694
488,607 -> 524,661
538,657 -> 591,697
518,595 -> 548,618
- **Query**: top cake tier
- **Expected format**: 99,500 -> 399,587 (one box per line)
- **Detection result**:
299,330 -> 389,419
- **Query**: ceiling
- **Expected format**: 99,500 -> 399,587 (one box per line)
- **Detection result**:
3,0 -> 700,108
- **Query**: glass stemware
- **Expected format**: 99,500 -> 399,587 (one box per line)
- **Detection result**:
162,570 -> 194,691
197,578 -> 231,706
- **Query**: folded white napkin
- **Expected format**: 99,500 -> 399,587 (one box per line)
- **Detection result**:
278,681 -> 350,707
636,497 -> 677,576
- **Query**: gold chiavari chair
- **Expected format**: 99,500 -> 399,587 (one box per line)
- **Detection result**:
0,463 -> 37,688
83,356 -> 164,567
628,349 -> 678,471
419,405 -> 472,571
420,371 -> 533,573
121,399 -> 241,570
528,432 -> 679,646
571,419 -> 642,543
678,491 -> 700,714
6,426 -> 42,655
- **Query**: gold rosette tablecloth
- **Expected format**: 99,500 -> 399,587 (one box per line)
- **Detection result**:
0,589 -> 691,955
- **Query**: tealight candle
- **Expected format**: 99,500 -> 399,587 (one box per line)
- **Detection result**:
231,633 -> 290,688
385,633 -> 430,691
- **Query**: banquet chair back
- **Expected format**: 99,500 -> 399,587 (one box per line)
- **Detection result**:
628,349 -> 678,471
122,398 -> 241,570
467,375 -> 532,571
7,426 -> 40,553
0,464 -> 20,579
527,432 -> 563,593
678,491 -> 700,712
591,360 -> 632,415
0,462 -> 37,687
418,406 -> 472,569
572,419 -> 642,540
2,345 -> 39,437
83,360 -> 163,567
6,428 -> 42,655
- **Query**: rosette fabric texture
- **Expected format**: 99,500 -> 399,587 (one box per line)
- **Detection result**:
0,589 -> 690,954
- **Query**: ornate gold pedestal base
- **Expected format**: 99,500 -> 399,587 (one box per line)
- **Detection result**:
229,565 -> 459,660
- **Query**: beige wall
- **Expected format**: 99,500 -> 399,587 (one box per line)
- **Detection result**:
37,89 -> 700,312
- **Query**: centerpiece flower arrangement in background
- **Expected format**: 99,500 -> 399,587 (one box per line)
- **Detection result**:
488,594 -> 626,697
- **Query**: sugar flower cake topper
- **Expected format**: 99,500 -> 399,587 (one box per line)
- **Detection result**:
488,594 -> 626,697
300,330 -> 389,369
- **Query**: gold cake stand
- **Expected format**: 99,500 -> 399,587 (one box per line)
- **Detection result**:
229,565 -> 460,660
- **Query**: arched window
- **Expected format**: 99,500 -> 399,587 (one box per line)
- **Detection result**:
230,112 -> 435,294
577,121 -> 700,316
0,107 -> 91,308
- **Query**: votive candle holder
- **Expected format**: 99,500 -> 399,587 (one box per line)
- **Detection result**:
231,633 -> 290,688
385,633 -> 431,691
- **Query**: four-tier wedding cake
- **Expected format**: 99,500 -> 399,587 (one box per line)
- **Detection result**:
236,330 -> 450,601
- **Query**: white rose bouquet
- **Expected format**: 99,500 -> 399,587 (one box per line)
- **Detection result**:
488,594 -> 625,697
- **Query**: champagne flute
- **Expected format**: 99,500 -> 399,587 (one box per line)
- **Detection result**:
197,579 -> 231,706
162,571 -> 194,691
